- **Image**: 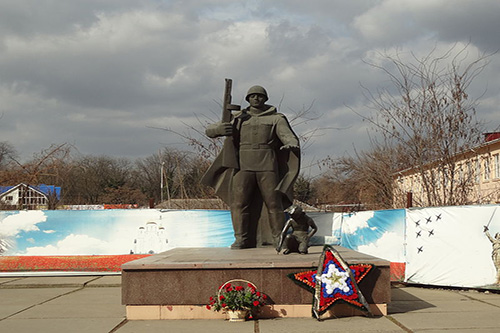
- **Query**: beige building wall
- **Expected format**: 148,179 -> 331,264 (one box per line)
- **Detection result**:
393,139 -> 500,208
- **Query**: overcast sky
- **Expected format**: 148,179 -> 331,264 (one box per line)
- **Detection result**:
1,0 -> 499,177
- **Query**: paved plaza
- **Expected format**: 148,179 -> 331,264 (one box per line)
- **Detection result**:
1,275 -> 500,332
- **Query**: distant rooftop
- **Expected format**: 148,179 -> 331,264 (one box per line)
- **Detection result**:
0,183 -> 61,199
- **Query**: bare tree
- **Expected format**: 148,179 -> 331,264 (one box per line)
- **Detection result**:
293,173 -> 314,204
327,143 -> 400,210
8,143 -> 73,185
134,148 -> 213,204
0,141 -> 17,170
351,43 -> 491,207
0,141 -> 19,186
65,155 -> 133,204
0,143 -> 73,209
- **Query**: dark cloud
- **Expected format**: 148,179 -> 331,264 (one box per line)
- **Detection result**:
0,1 -> 141,38
414,1 -> 500,51
0,0 -> 498,176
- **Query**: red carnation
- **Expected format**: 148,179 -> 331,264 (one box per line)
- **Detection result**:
206,305 -> 211,310
221,303 -> 227,307
219,295 -> 225,300
253,300 -> 260,307
235,286 -> 244,291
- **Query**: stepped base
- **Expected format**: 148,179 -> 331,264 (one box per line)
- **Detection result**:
121,246 -> 391,320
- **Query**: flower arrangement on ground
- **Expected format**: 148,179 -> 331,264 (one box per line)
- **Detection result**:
206,280 -> 267,313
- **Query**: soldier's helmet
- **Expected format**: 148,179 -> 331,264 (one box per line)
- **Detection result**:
245,85 -> 268,102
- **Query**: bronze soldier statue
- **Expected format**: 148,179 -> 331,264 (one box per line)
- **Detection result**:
202,82 -> 300,249
277,205 -> 318,254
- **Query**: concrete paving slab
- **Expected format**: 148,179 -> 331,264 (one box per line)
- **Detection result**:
0,288 -> 77,319
1,276 -> 98,288
1,275 -> 500,332
45,287 -> 122,305
459,290 -> 500,300
11,302 -> 125,320
0,277 -> 22,285
388,300 -> 435,314
422,329 -> 500,333
392,286 -> 470,301
0,305 -> 31,320
11,287 -> 125,319
86,275 -> 122,287
480,299 -> 500,307
389,287 -> 437,314
0,287 -> 77,306
391,311 -> 500,331
0,318 -> 124,333
389,299 -> 495,314
458,291 -> 500,307
258,317 -> 403,332
117,319 -> 255,333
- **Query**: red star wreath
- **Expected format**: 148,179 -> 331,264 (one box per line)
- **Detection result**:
287,245 -> 373,319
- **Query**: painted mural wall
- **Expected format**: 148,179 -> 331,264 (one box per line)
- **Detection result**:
0,209 -> 336,256
2,206 -> 500,289
0,209 -> 234,256
405,206 -> 499,288
332,205 -> 500,289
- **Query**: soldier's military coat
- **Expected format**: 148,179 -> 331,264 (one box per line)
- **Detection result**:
201,105 -> 300,246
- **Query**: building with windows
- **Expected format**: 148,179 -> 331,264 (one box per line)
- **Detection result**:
393,134 -> 500,208
0,183 -> 61,209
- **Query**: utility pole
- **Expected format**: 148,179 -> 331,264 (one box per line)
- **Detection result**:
160,161 -> 165,203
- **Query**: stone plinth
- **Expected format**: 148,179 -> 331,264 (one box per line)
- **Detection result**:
121,246 -> 390,320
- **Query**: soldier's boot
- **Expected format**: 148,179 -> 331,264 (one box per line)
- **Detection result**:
230,212 -> 251,249
298,242 -> 309,254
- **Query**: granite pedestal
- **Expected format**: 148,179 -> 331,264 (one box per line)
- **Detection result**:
121,246 -> 390,320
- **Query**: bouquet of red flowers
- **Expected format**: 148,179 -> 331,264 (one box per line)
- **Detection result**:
206,279 -> 267,312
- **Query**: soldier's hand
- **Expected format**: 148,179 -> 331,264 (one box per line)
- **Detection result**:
216,122 -> 233,136
280,144 -> 300,152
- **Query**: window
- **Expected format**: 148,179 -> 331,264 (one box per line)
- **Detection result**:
475,159 -> 481,183
467,160 -> 473,181
435,170 -> 441,189
458,163 -> 464,181
484,156 -> 491,181
494,154 -> 500,179
18,185 -> 47,206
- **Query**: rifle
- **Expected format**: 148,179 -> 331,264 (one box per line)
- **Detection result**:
276,218 -> 292,253
222,78 -> 240,122
220,79 -> 240,168
276,231 -> 285,253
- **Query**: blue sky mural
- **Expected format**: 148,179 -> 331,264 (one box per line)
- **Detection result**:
0,209 -> 234,255
339,209 -> 406,262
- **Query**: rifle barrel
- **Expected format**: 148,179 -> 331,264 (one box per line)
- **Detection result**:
222,78 -> 232,123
